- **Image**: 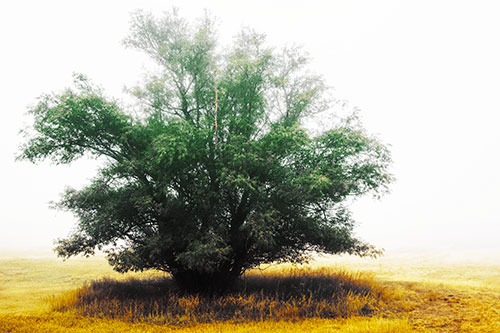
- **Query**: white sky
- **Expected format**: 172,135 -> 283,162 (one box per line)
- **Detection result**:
1,0 -> 499,257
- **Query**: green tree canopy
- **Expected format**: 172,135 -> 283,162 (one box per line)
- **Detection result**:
19,10 -> 392,292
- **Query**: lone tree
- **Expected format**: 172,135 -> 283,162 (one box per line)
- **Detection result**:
19,11 -> 392,292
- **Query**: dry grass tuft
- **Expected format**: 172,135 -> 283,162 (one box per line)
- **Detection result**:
49,267 -> 390,325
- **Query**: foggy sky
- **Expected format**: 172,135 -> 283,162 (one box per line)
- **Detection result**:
1,0 -> 499,256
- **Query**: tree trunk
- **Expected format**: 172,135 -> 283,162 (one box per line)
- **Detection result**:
172,268 -> 241,294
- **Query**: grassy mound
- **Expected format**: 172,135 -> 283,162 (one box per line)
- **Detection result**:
49,267 -> 391,325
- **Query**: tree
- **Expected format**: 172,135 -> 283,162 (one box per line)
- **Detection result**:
19,10 -> 392,293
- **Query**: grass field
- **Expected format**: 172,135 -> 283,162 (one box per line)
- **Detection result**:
1,251 -> 499,332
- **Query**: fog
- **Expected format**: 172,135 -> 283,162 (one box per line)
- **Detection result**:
1,0 -> 499,258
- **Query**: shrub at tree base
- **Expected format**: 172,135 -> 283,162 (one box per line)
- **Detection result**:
49,268 -> 390,325
19,10 -> 392,292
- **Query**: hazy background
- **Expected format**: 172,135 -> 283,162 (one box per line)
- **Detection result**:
1,0 -> 499,258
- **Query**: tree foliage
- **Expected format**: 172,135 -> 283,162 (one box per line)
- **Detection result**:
19,10 -> 392,292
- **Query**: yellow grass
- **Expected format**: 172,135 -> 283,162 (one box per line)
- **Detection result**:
1,252 -> 500,332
